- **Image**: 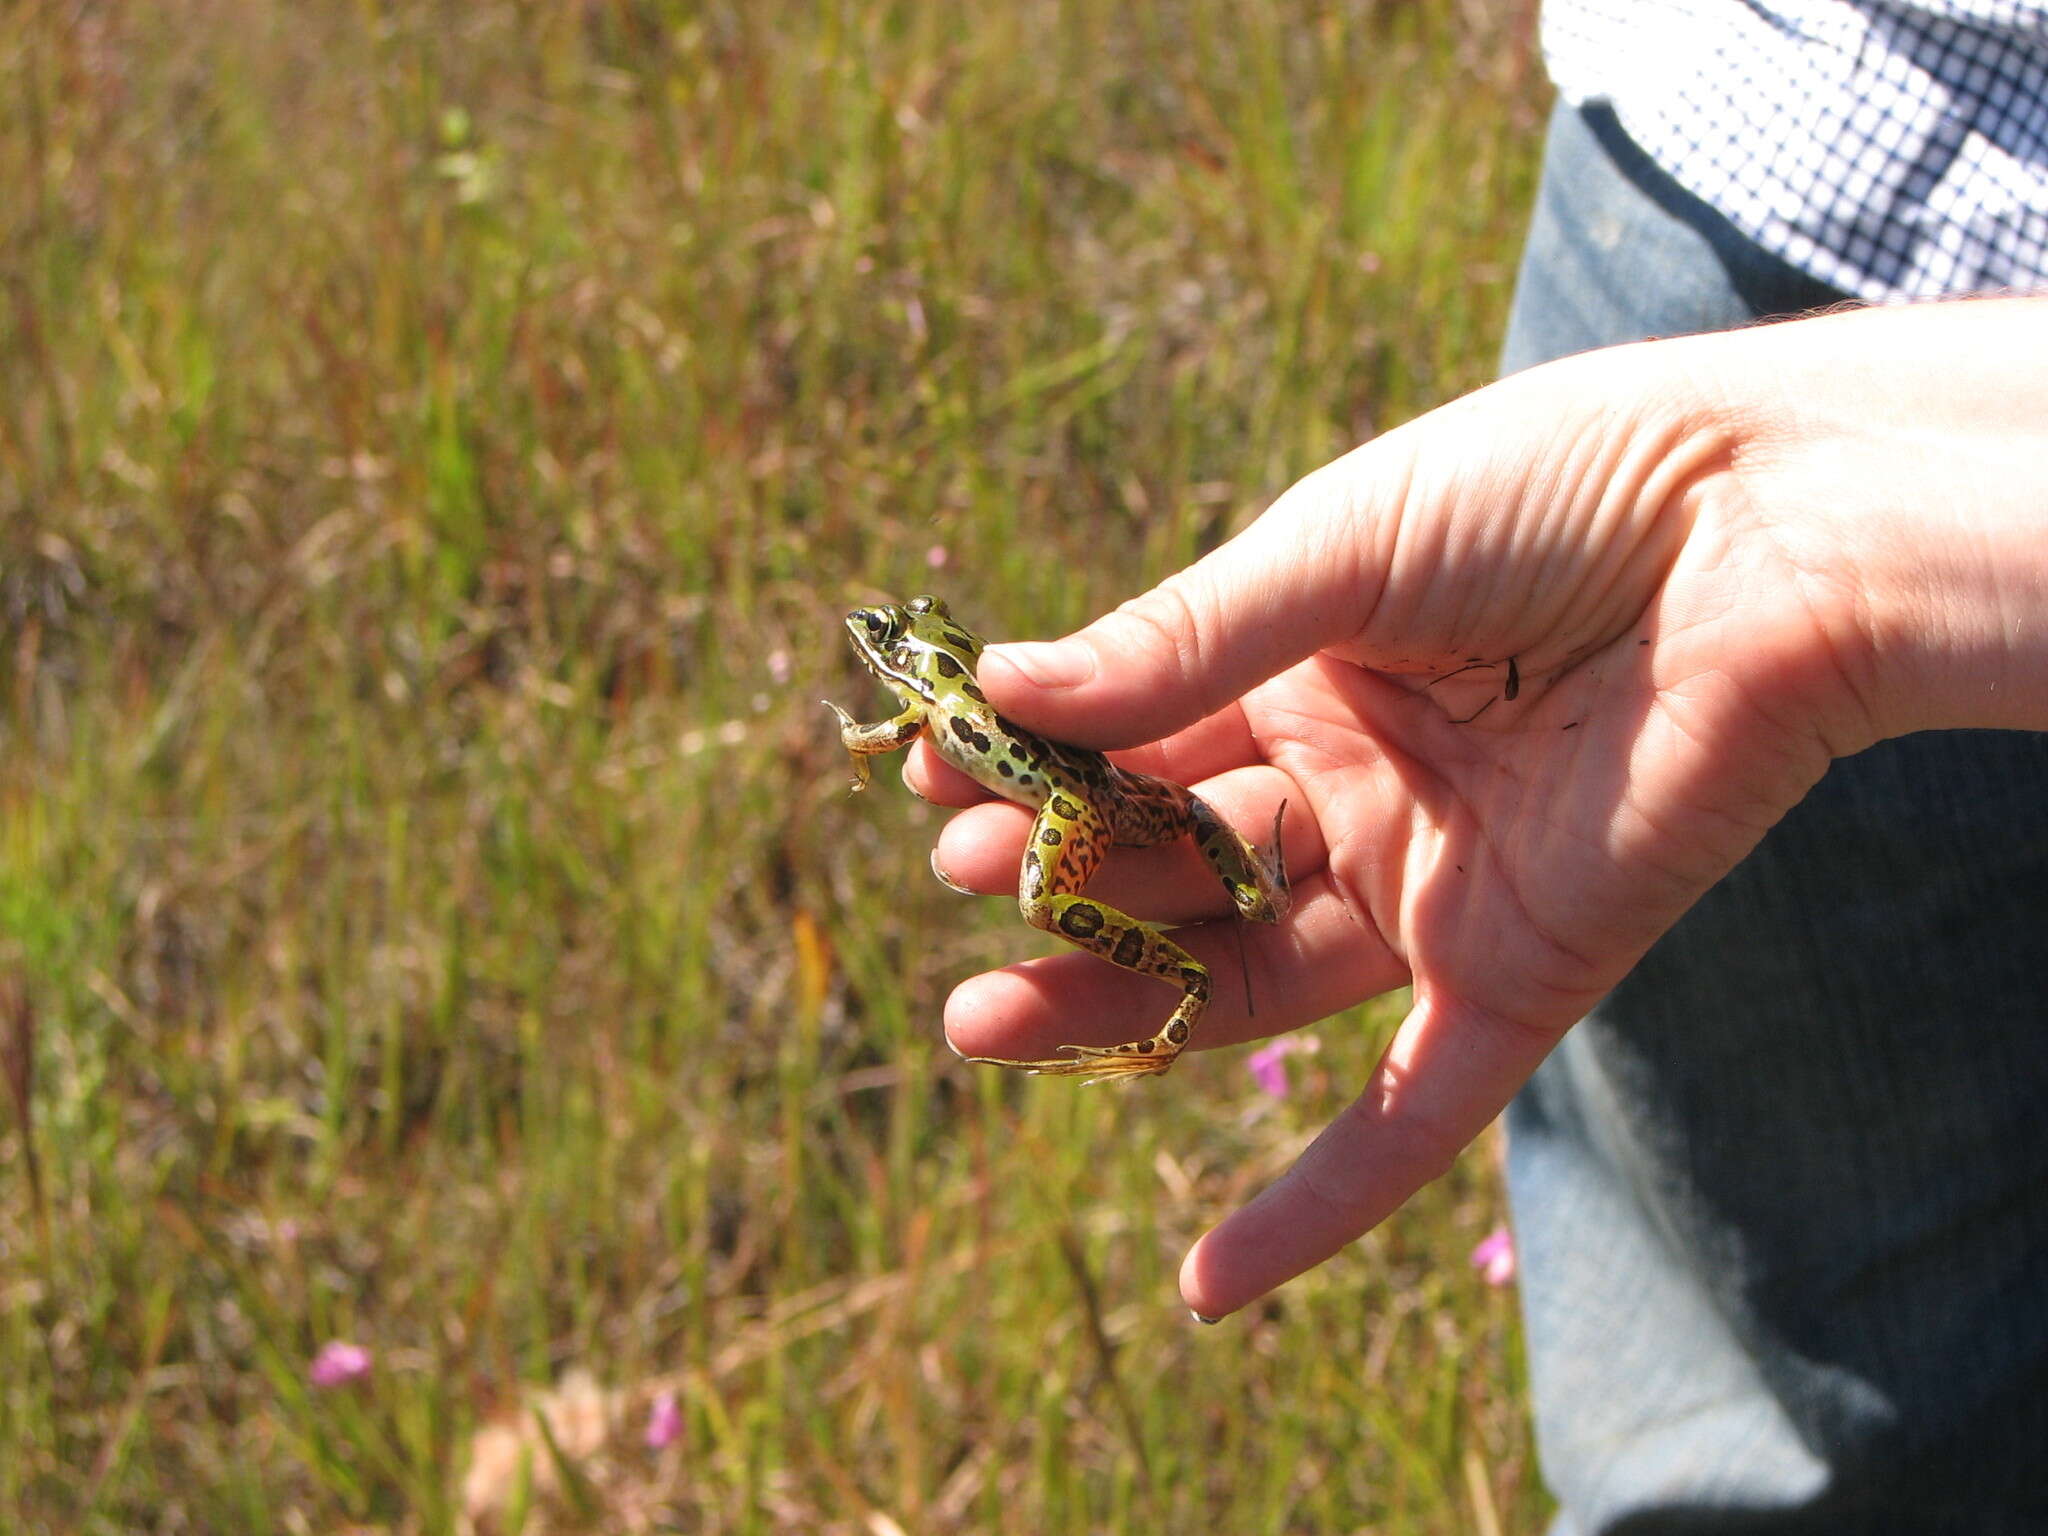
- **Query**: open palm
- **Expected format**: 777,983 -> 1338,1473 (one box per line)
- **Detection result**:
911,329 -> 1900,1316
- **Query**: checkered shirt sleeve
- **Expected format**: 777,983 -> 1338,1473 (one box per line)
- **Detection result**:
1541,1 -> 2048,301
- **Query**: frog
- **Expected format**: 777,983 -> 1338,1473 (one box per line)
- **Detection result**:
824,595 -> 1289,1080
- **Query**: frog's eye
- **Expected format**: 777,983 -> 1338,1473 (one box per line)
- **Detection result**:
907,595 -> 948,618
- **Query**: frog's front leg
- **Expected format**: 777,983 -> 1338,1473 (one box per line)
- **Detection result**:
821,700 -> 923,792
961,791 -> 1210,1082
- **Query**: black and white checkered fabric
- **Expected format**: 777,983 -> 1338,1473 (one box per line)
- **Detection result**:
1543,1 -> 2048,301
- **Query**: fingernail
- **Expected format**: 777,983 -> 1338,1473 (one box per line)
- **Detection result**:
930,849 -> 975,895
1190,1310 -> 1222,1326
985,641 -> 1094,690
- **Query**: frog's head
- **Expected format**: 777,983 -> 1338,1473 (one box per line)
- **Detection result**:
843,596 -> 982,697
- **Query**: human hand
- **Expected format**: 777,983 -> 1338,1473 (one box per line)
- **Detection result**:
909,298 -> 2048,1318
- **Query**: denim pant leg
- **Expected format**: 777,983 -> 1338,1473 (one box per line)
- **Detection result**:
1502,102 -> 2048,1533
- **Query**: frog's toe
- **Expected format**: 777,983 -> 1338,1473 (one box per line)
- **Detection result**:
961,1043 -> 1177,1081
1056,1042 -> 1178,1075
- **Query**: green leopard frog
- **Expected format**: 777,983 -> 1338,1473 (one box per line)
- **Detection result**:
825,595 -> 1288,1080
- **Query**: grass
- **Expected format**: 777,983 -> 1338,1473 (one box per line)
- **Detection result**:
1,1 -> 1549,1529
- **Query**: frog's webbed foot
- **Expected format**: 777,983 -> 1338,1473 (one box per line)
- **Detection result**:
962,1041 -> 1180,1084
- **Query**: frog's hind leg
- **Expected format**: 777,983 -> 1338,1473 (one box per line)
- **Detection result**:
960,791 -> 1211,1082
1187,795 -> 1290,923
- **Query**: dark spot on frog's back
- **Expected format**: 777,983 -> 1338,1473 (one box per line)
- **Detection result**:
1112,927 -> 1146,968
941,627 -> 976,652
1038,826 -> 1062,847
960,681 -> 986,702
946,712 -> 995,753
1049,794 -> 1084,821
932,651 -> 964,679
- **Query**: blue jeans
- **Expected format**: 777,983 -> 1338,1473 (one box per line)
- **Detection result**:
1502,102 -> 2048,1532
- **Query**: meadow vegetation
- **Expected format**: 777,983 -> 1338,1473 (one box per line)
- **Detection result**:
1,1 -> 1548,1528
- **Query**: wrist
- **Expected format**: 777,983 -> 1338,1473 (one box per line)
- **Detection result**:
1688,297 -> 2048,747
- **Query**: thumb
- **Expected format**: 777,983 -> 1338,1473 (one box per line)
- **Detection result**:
976,456 -> 1392,747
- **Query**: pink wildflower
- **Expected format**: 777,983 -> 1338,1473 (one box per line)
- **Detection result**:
1247,1036 -> 1316,1098
644,1389 -> 683,1450
309,1340 -> 373,1387
1247,1039 -> 1294,1098
925,543 -> 949,570
1470,1226 -> 1517,1287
